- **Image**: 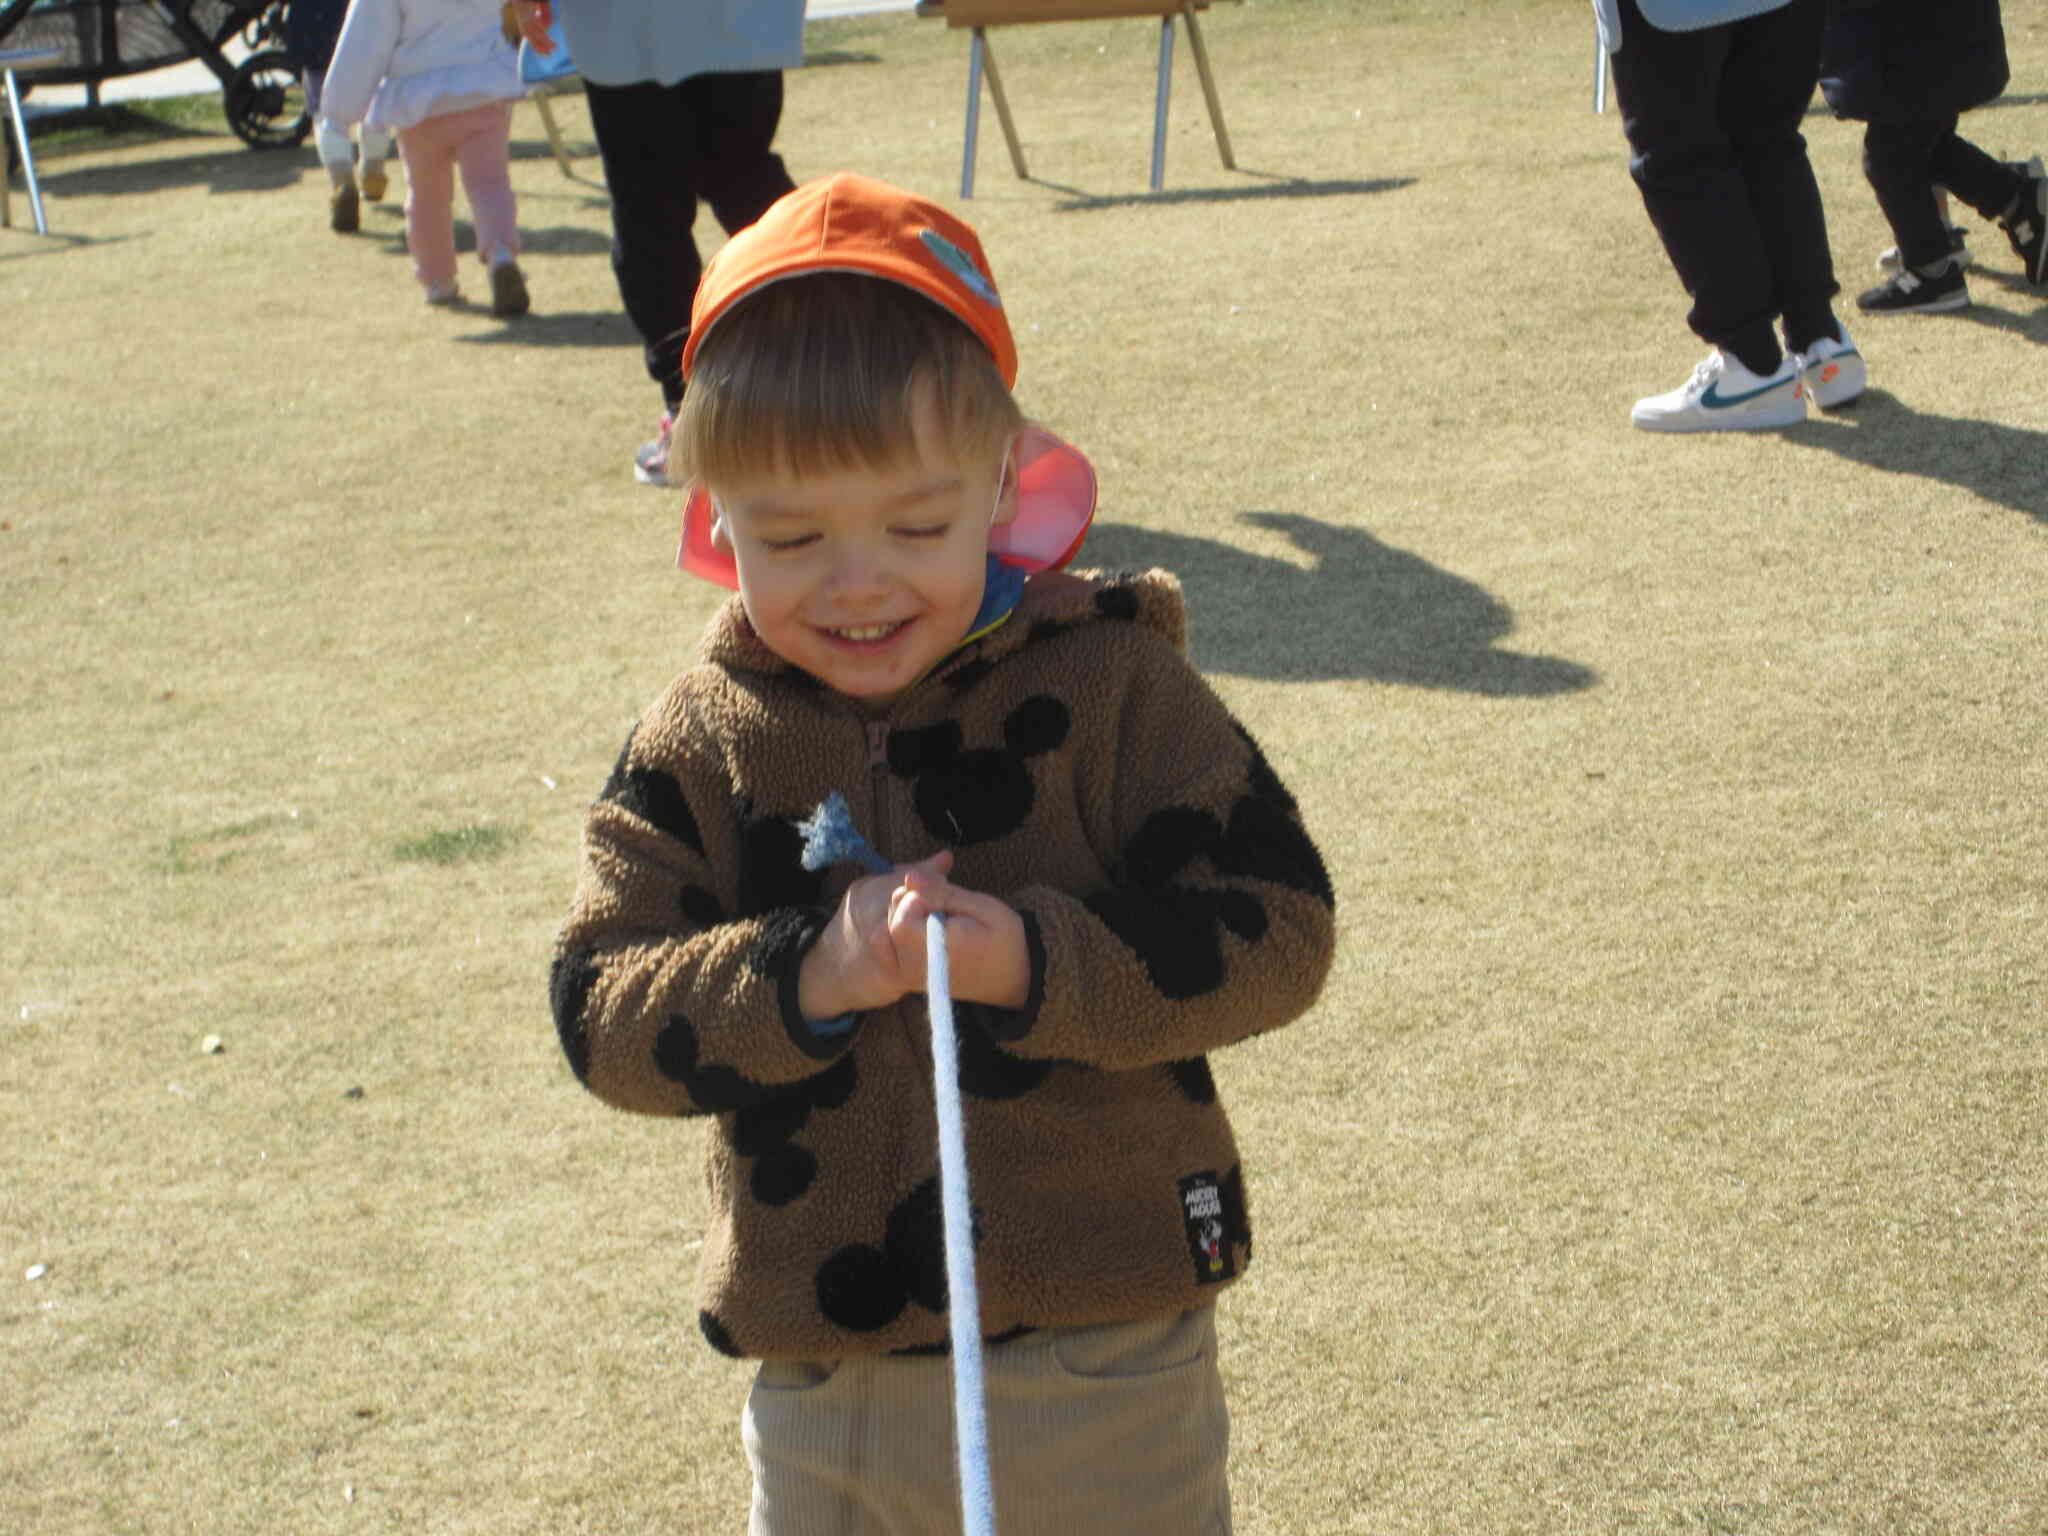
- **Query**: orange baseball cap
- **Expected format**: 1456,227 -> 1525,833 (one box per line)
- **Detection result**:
674,173 -> 1096,588
682,171 -> 1018,386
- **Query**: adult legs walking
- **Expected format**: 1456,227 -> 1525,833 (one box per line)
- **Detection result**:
1610,0 -> 1836,370
584,71 -> 796,412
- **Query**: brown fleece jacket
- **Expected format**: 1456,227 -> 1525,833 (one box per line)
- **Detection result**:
550,567 -> 1336,1361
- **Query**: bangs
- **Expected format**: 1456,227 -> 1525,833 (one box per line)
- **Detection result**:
675,273 -> 1022,489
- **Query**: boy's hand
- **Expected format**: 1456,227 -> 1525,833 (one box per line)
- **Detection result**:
796,853 -> 1031,1023
889,857 -> 1032,1012
797,854 -> 953,1022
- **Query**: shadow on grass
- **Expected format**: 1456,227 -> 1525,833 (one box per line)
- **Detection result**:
1082,511 -> 1598,694
508,139 -> 609,190
1044,170 -> 1415,212
1787,388 -> 2048,525
0,230 -> 134,260
1949,267 -> 2048,322
35,140 -> 307,197
451,307 -> 640,347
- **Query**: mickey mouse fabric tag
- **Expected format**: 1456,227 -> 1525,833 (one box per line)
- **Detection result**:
1179,1172 -> 1237,1285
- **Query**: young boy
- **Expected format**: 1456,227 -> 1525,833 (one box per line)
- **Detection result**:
1819,0 -> 2047,314
550,173 -> 1336,1533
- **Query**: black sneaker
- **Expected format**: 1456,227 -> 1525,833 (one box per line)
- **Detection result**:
1856,260 -> 1969,315
1999,155 -> 2048,285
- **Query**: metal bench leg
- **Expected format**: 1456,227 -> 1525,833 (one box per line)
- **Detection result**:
961,29 -> 1027,200
1151,16 -> 1174,192
533,90 -> 573,178
5,66 -> 51,235
1181,2 -> 1234,170
983,34 -> 1027,181
962,30 -> 984,199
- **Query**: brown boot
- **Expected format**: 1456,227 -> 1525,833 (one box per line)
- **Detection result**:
329,181 -> 360,234
489,258 -> 530,318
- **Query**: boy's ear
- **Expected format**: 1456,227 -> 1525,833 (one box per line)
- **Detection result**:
990,435 -> 1022,528
709,502 -> 734,553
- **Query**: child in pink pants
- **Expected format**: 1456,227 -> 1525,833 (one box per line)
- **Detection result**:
319,0 -> 532,316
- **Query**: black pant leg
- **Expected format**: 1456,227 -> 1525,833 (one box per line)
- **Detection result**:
1721,0 -> 1838,345
1927,130 -> 2026,225
1611,0 -> 1835,360
688,71 -> 798,238
584,77 -> 707,409
584,71 -> 797,408
1864,117 -> 1955,270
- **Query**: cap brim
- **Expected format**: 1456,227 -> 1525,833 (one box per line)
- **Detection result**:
676,425 -> 1097,589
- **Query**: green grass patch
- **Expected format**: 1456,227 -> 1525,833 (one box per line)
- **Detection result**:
393,823 -> 522,866
25,92 -> 229,156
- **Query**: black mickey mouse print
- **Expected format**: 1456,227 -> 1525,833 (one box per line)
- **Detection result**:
1085,749 -> 1335,1002
735,800 -> 830,919
815,1178 -> 962,1334
598,727 -> 703,853
887,695 -> 1070,846
729,1053 -> 858,1206
549,949 -> 599,1084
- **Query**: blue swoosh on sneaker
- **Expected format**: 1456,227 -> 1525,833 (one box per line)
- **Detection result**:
1701,375 -> 1791,410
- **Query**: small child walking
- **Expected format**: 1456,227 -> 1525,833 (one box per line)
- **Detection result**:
282,0 -> 394,233
1821,0 -> 2048,314
320,0 -> 531,315
550,174 -> 1336,1533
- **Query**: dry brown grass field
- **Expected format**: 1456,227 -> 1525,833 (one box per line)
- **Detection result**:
4,1 -> 2044,1530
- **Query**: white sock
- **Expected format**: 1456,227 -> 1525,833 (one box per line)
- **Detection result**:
316,119 -> 355,177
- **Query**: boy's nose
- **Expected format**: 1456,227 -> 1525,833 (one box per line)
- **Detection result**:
825,544 -> 890,597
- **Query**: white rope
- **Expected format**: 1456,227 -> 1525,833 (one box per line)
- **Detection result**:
926,912 -> 996,1535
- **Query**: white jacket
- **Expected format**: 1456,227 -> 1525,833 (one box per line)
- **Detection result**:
321,0 -> 523,132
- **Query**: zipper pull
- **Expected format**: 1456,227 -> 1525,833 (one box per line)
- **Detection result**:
866,721 -> 889,771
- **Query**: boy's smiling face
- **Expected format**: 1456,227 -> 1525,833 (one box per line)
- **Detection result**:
716,383 -> 1017,706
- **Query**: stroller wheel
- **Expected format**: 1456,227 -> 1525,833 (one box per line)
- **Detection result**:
225,51 -> 311,150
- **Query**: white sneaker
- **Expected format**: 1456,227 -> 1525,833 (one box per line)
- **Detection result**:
1631,350 -> 1806,433
1796,328 -> 1866,411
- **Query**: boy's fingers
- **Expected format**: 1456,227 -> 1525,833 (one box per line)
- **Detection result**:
898,850 -> 954,879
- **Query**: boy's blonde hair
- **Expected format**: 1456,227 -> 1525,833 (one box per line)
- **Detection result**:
674,273 -> 1025,494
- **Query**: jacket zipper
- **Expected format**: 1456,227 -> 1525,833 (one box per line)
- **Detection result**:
861,717 -> 933,1086
865,720 -> 891,864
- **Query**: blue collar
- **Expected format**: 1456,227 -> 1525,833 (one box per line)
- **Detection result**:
960,555 -> 1025,646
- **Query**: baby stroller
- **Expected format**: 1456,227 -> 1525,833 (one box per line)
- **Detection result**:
0,0 -> 311,148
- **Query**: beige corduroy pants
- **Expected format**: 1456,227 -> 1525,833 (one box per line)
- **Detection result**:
743,1305 -> 1232,1535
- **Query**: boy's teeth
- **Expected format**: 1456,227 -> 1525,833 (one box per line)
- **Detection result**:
838,623 -> 896,641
